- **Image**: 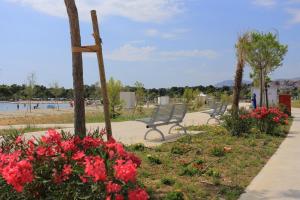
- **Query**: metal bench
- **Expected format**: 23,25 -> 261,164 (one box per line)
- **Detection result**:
137,104 -> 187,141
203,102 -> 228,124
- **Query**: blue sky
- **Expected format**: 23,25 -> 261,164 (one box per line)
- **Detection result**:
0,0 -> 300,88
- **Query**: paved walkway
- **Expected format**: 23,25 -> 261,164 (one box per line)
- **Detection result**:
4,111 -> 211,146
240,108 -> 300,200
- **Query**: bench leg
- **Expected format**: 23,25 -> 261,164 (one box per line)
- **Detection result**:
207,117 -> 220,125
206,117 -> 213,124
168,123 -> 187,135
215,117 -> 221,125
144,127 -> 165,141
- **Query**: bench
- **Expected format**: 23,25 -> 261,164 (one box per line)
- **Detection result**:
137,104 -> 187,141
203,102 -> 228,124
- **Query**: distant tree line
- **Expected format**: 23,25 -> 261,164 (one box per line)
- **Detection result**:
0,82 -> 251,102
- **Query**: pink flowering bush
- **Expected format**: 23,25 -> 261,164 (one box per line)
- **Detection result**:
240,107 -> 289,135
0,130 -> 149,200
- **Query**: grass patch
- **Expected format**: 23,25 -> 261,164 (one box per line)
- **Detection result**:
0,109 -> 153,125
128,124 -> 290,200
0,126 -> 56,136
292,100 -> 300,108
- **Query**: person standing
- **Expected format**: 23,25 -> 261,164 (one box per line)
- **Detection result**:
251,93 -> 257,109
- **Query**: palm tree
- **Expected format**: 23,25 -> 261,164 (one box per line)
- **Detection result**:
232,33 -> 250,114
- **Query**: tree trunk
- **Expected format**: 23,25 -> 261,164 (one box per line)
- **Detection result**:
259,67 -> 264,107
263,69 -> 269,108
64,0 -> 86,138
265,81 -> 269,108
232,58 -> 244,114
57,99 -> 60,111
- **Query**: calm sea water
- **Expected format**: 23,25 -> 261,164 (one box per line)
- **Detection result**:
0,102 -> 71,112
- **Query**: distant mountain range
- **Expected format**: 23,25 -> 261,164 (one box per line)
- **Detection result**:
274,77 -> 300,82
270,78 -> 300,89
214,80 -> 252,88
215,77 -> 300,88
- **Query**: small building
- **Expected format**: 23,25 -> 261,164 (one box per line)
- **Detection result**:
251,86 -> 278,106
197,92 -> 207,104
158,96 -> 170,105
120,92 -> 136,109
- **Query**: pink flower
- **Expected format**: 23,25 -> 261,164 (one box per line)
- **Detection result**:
273,117 -> 280,123
15,136 -> 23,145
61,140 -> 77,152
2,160 -> 34,192
72,151 -> 85,161
116,194 -> 125,200
62,164 -> 72,176
128,188 -> 149,200
106,181 -> 122,193
114,160 -> 137,183
41,129 -> 62,144
84,156 -> 106,182
36,146 -> 47,156
80,175 -> 88,183
82,136 -> 102,149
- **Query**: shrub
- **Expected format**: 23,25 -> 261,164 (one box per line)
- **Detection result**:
171,146 -> 184,155
0,130 -> 149,200
147,155 -> 162,165
161,177 -> 175,186
279,103 -> 290,116
129,143 -> 145,152
194,158 -> 205,165
207,169 -> 221,178
211,146 -> 225,157
164,191 -> 184,200
222,108 -> 253,136
207,169 -> 221,185
223,107 -> 289,136
180,164 -> 199,176
242,107 -> 289,135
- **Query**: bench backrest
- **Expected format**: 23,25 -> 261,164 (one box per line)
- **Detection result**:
170,104 -> 187,122
218,103 -> 228,115
211,102 -> 223,116
153,104 -> 174,122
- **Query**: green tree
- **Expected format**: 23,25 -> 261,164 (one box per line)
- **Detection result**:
50,81 -> 63,110
25,73 -> 36,112
183,88 -> 194,104
91,82 -> 101,100
246,32 -> 288,107
183,88 -> 199,109
107,77 -> 123,118
134,81 -> 145,113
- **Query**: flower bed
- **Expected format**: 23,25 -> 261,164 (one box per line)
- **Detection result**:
222,107 -> 289,136
0,130 -> 149,200
240,107 -> 289,134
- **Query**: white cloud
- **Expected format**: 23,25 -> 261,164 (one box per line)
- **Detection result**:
6,0 -> 183,22
145,28 -> 189,39
160,49 -> 218,59
105,44 -> 218,61
145,29 -> 160,37
286,8 -> 300,24
253,0 -> 277,7
105,44 -> 156,61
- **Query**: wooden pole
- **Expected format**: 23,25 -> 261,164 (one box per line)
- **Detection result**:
90,10 -> 112,139
64,0 -> 86,138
